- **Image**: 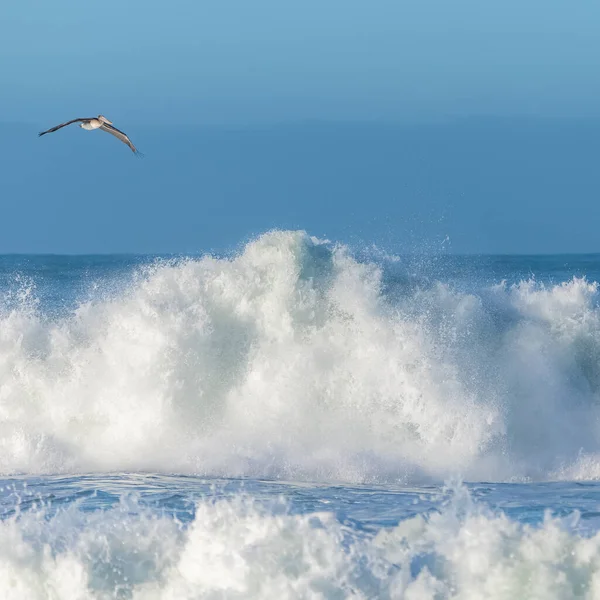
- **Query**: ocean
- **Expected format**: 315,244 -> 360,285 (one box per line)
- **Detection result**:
2,229 -> 600,598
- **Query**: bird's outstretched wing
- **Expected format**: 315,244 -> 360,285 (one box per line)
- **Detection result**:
38,118 -> 94,137
99,123 -> 141,155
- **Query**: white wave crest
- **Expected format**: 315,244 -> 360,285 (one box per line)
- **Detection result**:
1,486 -> 600,599
2,230 -> 600,481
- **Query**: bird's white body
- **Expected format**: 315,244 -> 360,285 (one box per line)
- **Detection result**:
80,119 -> 102,130
80,115 -> 113,130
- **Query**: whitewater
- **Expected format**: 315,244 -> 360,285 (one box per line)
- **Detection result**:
3,229 -> 600,597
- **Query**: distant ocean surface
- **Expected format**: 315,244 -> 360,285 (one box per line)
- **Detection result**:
3,230 -> 600,598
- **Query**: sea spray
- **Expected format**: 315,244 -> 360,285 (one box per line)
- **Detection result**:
1,230 -> 600,482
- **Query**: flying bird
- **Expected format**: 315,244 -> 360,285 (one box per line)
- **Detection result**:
39,115 -> 141,155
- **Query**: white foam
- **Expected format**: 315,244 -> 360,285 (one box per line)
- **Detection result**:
1,486 -> 600,599
2,230 -> 600,481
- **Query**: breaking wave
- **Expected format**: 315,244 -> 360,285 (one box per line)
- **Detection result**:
2,484 -> 599,599
2,230 -> 600,482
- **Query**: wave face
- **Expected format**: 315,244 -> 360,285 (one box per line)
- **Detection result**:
2,230 -> 600,482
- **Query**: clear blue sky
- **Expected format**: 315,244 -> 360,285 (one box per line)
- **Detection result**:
1,1 -> 600,253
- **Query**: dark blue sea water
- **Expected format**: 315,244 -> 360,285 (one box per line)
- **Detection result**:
2,230 -> 600,597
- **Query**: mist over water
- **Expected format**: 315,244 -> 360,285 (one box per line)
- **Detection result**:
2,230 -> 600,483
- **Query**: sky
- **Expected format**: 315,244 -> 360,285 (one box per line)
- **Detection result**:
1,1 -> 600,253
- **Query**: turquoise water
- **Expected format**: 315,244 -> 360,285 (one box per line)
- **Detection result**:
3,231 -> 600,597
